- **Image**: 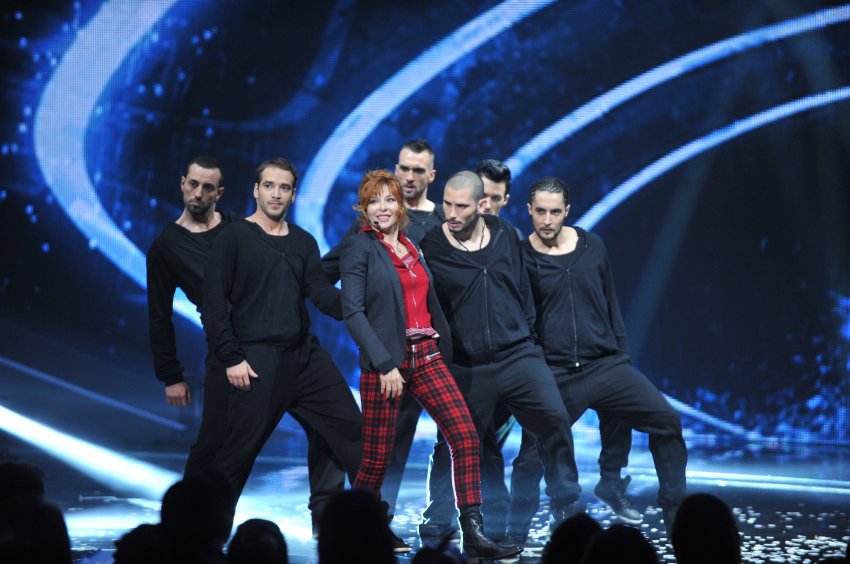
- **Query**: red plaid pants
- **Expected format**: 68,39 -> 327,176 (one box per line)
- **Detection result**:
354,338 -> 481,509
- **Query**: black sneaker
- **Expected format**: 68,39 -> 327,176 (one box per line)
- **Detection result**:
391,531 -> 412,553
594,475 -> 643,525
548,500 -> 587,533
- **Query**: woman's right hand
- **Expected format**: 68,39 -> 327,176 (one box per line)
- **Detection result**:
380,368 -> 405,400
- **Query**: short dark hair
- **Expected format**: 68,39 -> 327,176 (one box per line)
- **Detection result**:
473,159 -> 512,194
446,170 -> 484,203
402,139 -> 434,158
185,155 -> 223,185
228,518 -> 288,564
527,176 -> 570,207
255,158 -> 298,189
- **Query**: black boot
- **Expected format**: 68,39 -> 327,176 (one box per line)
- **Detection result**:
459,507 -> 522,562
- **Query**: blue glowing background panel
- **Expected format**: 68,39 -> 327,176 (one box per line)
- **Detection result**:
1,0 -> 849,463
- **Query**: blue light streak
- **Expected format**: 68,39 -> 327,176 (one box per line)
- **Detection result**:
505,4 -> 850,177
298,0 -> 556,255
0,354 -> 185,431
683,470 -> 850,496
33,0 -> 179,291
0,404 -> 179,499
576,86 -> 850,230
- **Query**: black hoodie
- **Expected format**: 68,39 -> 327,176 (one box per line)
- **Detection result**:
521,227 -> 629,367
420,214 -> 535,366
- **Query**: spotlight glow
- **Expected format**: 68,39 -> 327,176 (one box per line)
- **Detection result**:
0,404 -> 179,499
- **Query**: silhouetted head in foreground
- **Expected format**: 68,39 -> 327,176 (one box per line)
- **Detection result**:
672,493 -> 741,564
318,489 -> 394,564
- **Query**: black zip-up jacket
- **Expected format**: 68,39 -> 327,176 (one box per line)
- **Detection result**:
521,227 -> 629,367
202,220 -> 342,368
420,214 -> 535,366
146,211 -> 239,385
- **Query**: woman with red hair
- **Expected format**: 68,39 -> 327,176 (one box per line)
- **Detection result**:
340,170 -> 519,561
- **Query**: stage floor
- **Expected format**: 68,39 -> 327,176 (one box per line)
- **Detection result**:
4,427 -> 848,564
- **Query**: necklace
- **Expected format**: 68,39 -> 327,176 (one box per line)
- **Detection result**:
450,218 -> 484,252
382,233 -> 406,257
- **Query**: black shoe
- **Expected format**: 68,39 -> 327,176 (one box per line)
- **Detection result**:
459,509 -> 523,562
548,500 -> 587,533
418,520 -> 461,541
391,531 -> 412,553
499,532 -> 526,550
380,500 -> 412,552
594,475 -> 643,525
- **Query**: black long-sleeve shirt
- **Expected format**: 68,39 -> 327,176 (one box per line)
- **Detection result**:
420,214 -> 535,366
202,220 -> 342,368
521,227 -> 629,367
146,212 -> 238,385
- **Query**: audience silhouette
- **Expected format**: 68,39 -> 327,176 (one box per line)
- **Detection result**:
160,469 -> 236,563
580,523 -> 658,564
0,457 -> 846,563
0,461 -> 71,564
542,512 -> 602,564
318,489 -> 395,564
227,518 -> 288,564
411,531 -> 466,564
114,523 -> 171,564
671,493 -> 741,564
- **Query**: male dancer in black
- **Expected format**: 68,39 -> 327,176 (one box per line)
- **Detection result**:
504,177 -> 687,542
322,140 -> 448,533
475,158 -> 513,218
147,156 -> 232,420
147,156 -> 350,535
395,139 -> 446,242
424,158 -> 520,540
419,171 -> 583,548
199,157 -> 362,521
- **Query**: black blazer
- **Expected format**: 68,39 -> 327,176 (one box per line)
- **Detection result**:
340,230 -> 453,374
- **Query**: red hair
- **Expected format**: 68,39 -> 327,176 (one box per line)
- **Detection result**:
353,170 -> 409,230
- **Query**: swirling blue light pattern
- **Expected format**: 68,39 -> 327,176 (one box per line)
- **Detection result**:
577,86 -> 850,230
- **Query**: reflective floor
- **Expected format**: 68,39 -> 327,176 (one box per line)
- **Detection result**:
4,418 -> 848,564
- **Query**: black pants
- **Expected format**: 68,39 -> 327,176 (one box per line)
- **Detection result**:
206,336 -> 362,524
422,341 -> 580,533
507,353 -> 687,534
507,410 -> 631,536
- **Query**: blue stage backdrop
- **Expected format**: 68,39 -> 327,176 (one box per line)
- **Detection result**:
1,0 -> 848,474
